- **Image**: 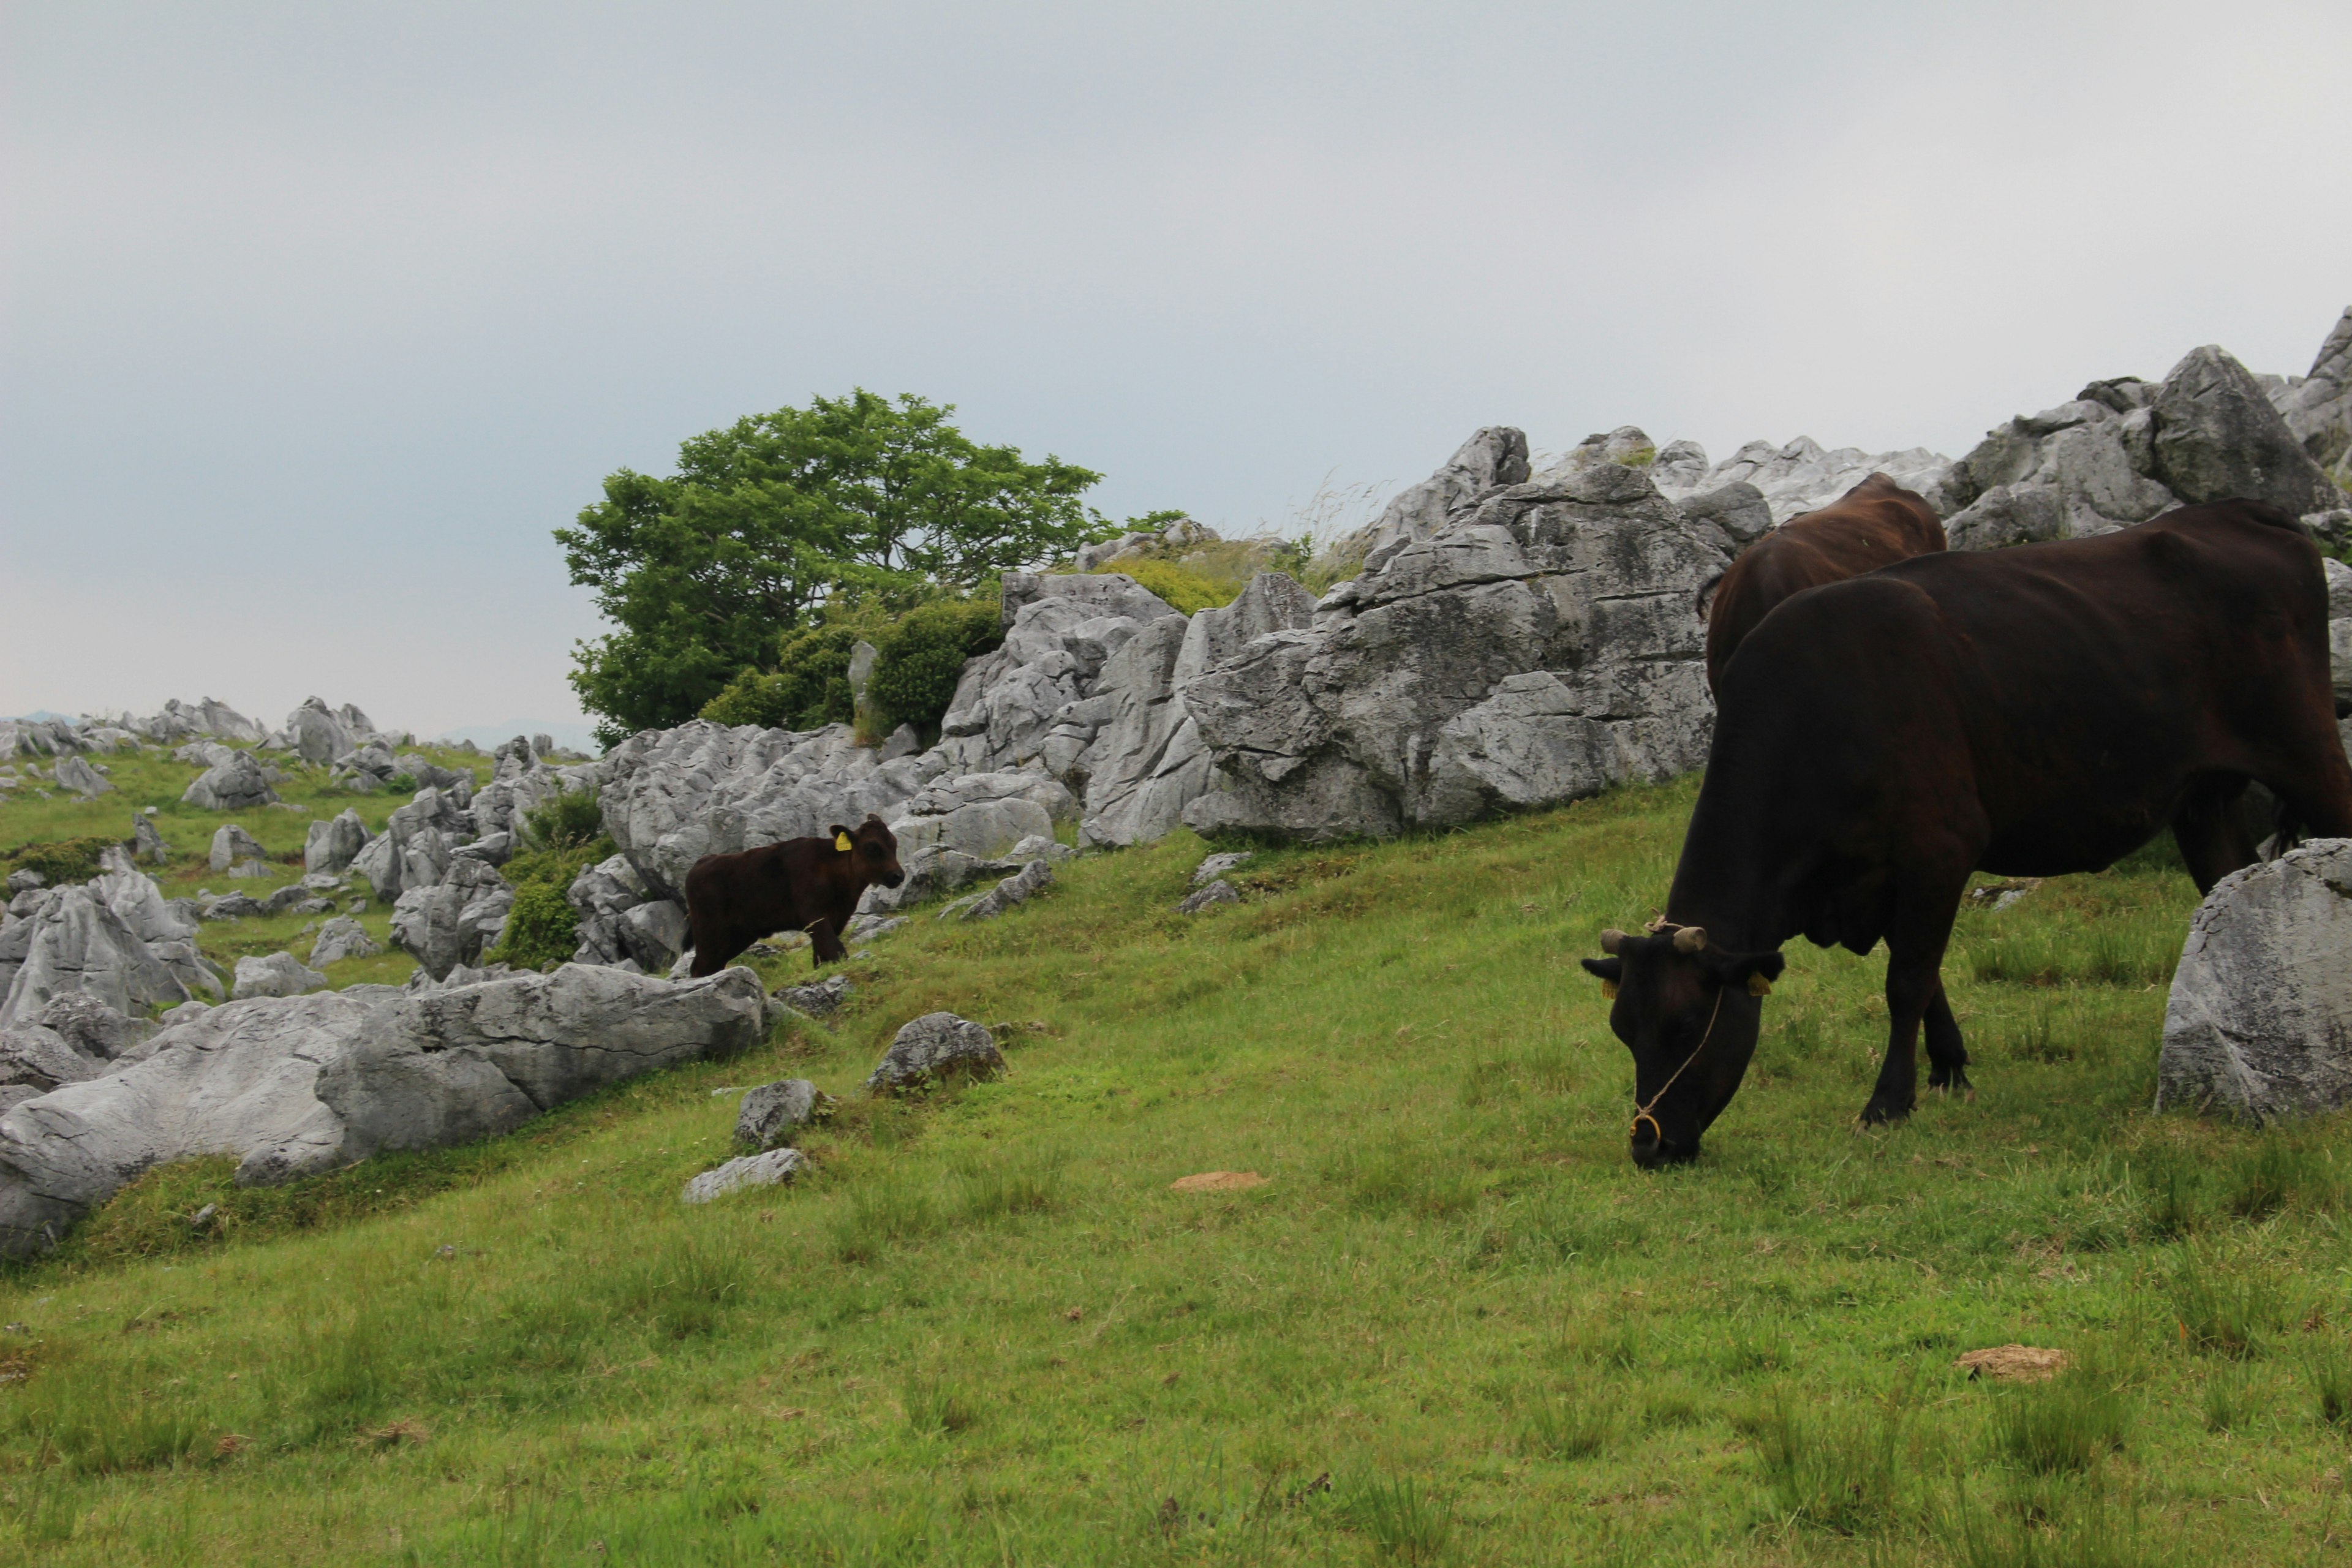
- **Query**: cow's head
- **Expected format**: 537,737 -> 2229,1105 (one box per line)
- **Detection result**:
1580,924 -> 1784,1169
831,814 -> 904,889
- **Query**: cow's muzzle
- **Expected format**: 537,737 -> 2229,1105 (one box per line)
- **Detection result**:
1629,1121 -> 1697,1169
881,870 -> 905,889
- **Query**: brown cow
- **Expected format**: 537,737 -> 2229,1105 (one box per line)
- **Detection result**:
684,814 -> 905,976
1703,472 -> 1945,688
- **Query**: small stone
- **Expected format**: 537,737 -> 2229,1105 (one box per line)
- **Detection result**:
866,1013 -> 1003,1093
772,974 -> 851,1019
230,951 -> 330,1000
735,1079 -> 834,1149
682,1147 -> 806,1204
189,1204 -> 217,1231
1178,880 -> 1241,914
1191,851 -> 1253,888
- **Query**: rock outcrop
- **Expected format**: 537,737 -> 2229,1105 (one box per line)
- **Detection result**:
232,952 -> 329,1000
2157,839 -> 2352,1122
182,752 -> 278,812
0,964 -> 769,1253
866,1012 -> 1003,1093
389,858 -> 514,979
1936,344 -> 2345,550
1341,427 -> 1532,565
2272,306 -> 2352,491
1183,462 -> 1725,840
304,809 -> 372,875
734,1077 -> 831,1149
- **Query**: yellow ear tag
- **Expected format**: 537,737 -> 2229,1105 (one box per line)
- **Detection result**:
834,832 -> 853,853
1748,973 -> 1773,997
1600,981 -> 1619,1000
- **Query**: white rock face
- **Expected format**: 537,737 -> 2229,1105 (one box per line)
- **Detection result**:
0,965 -> 769,1253
232,952 -> 329,1000
390,859 -> 514,979
1637,432 -> 1950,525
1341,427 -> 1533,564
0,886 -> 196,1024
2272,306 -> 2352,491
2157,840 -> 2352,1122
181,752 -> 278,812
1183,462 -> 1726,840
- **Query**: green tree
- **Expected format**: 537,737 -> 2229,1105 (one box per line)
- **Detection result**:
559,391 -> 1107,744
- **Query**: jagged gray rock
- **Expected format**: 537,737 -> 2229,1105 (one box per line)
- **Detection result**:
734,1078 -> 832,1148
681,1147 -> 805,1204
309,916 -> 382,967
0,1023 -> 105,1102
132,815 -> 167,864
617,899 -> 689,974
1178,879 -> 1240,914
2157,839 -> 2352,1122
2273,306 -> 2352,489
1193,851 -> 1253,886
0,965 -> 768,1252
2147,345 -> 2343,518
1184,463 -> 1725,840
960,859 -> 1053,921
304,809 -> 372,875
389,859 -> 513,979
209,824 -> 267,873
1342,428 -> 1532,565
1651,435 -> 1951,525
181,752 -> 278,812
33,993 -> 154,1059
285,698 -> 354,766
772,973 -> 850,1018
52,755 -> 111,799
232,952 -> 329,1000
567,853 -> 651,965
866,1012 -> 1003,1092
0,884 -> 195,1023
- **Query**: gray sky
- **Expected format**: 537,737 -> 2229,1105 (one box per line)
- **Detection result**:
6,1 -> 2348,742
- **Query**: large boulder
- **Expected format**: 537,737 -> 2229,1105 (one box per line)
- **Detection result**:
567,853 -> 652,966
2272,306 -> 2352,490
307,917 -> 382,967
734,1077 -> 831,1150
0,965 -> 769,1252
285,698 -> 355,766
232,952 -> 330,1000
2146,345 -> 2344,518
866,1012 -> 1003,1093
389,859 -> 513,979
182,752 -> 278,812
2157,839 -> 2352,1122
304,808 -> 372,875
1183,463 -> 1725,840
0,885 -> 194,1024
209,824 -> 268,873
52,755 -> 111,799
1648,434 -> 1951,525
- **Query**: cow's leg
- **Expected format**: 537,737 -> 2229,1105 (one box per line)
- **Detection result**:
1923,982 -> 1970,1093
2172,777 -> 2260,895
807,918 -> 846,967
689,924 -> 747,978
1860,879 -> 1967,1127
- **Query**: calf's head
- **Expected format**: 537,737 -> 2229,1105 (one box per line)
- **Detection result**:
1580,924 -> 1783,1169
831,814 -> 904,889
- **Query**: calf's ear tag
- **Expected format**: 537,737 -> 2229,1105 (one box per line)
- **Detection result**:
1748,973 -> 1773,997
1600,981 -> 1619,1000
834,832 -> 853,853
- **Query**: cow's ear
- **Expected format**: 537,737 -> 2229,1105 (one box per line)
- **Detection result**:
1708,948 -> 1785,995
1579,956 -> 1623,1000
828,824 -> 853,852
827,824 -> 852,841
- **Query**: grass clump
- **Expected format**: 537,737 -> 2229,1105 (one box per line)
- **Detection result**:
3,834 -> 119,884
1343,1474 -> 1452,1564
1757,1392 -> 1911,1535
1519,1391 -> 1615,1460
1990,1370 -> 2134,1474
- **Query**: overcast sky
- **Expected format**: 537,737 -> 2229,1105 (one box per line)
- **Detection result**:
5,1 -> 2348,742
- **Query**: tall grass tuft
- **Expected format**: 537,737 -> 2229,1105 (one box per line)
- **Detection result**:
1757,1393 -> 1906,1535
2304,1341 -> 2352,1428
1344,1474 -> 1452,1564
1520,1392 -> 1615,1460
2169,1251 -> 2279,1357
1990,1372 -> 2133,1474
829,1177 -> 943,1264
900,1373 -> 980,1436
615,1231 -> 747,1338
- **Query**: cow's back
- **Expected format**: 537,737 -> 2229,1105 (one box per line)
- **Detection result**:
1703,472 -> 1945,688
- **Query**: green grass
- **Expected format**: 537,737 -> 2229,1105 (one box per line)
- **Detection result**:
4,772 -> 2352,1562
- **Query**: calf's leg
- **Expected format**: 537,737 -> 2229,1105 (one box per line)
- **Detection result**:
807,918 -> 847,966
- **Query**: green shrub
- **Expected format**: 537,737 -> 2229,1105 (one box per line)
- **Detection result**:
866,598 -> 1005,737
699,622 -> 870,732
4,835 -> 118,884
1115,557 -> 1239,614
488,881 -> 579,971
518,788 -> 605,854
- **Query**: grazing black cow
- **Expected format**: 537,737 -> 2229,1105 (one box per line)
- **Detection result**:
1703,472 -> 1946,689
685,815 -> 905,976
1581,499 -> 2352,1167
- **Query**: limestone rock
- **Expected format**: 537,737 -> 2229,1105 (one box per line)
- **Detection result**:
1179,879 -> 1240,914
1184,463 -> 1724,841
1652,436 -> 1951,525
959,859 -> 1052,921
681,1147 -> 805,1204
285,698 -> 354,767
1193,851 -> 1253,886
53,755 -> 111,799
0,965 -> 768,1252
617,899 -> 689,975
303,809 -> 372,875
1341,427 -> 1532,565
2149,345 -> 2343,517
34,993 -> 155,1059
232,952 -> 330,1001
567,853 -> 650,966
308,917 -> 382,967
0,884 -> 194,1024
734,1077 -> 832,1149
2272,306 -> 2352,489
2157,839 -> 2352,1121
388,859 -> 513,979
209,824 -> 267,873
181,752 -> 278,812
866,1012 -> 1003,1092
0,1023 -> 105,1094
772,974 -> 850,1019
132,815 -> 168,865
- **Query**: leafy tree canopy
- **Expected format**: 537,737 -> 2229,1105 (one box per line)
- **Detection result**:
559,390 -> 1109,744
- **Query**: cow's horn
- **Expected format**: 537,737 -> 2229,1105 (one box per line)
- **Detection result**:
1598,928 -> 1627,954
1673,925 -> 1708,953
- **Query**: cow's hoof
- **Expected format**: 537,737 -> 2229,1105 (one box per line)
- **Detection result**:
1858,1096 -> 1913,1127
1928,1068 -> 1973,1095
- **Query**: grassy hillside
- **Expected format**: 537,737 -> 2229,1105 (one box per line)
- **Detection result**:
2,766 -> 2347,1566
